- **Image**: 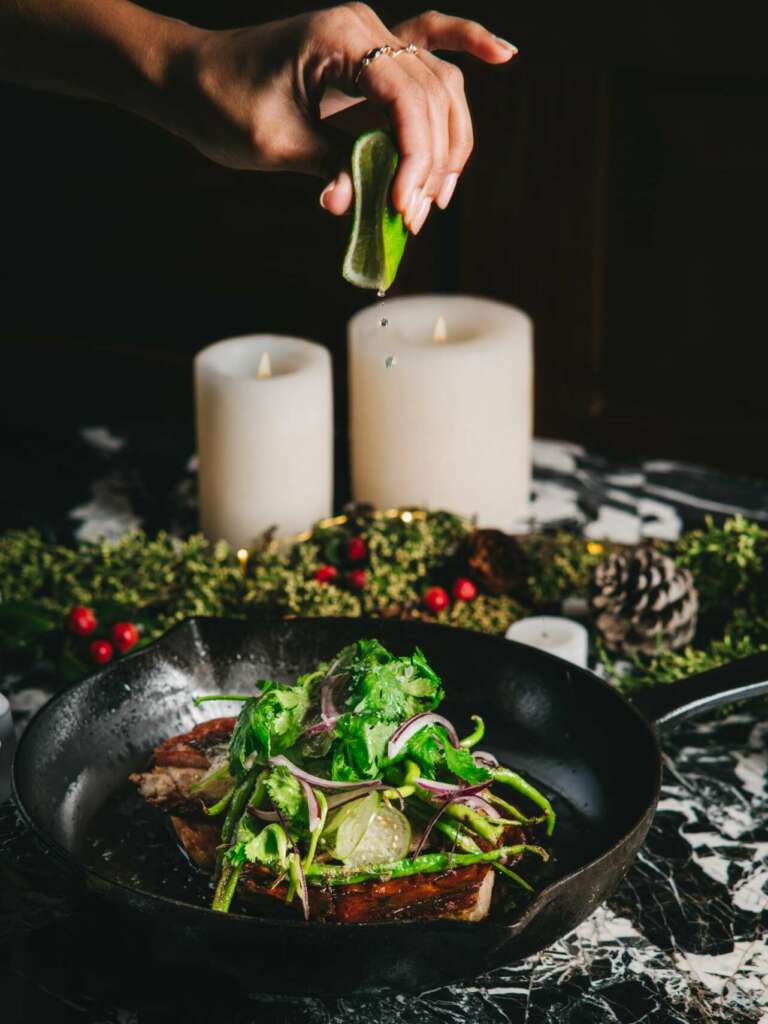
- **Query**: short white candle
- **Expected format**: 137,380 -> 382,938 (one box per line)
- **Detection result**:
0,694 -> 14,804
195,335 -> 333,549
348,295 -> 532,528
505,616 -> 589,668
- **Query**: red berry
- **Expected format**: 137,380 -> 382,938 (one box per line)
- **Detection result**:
347,537 -> 367,562
314,565 -> 338,584
89,639 -> 114,666
67,605 -> 97,637
452,578 -> 478,602
111,621 -> 139,654
424,586 -> 450,614
349,569 -> 367,591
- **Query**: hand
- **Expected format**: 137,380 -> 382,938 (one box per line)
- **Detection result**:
170,5 -> 517,233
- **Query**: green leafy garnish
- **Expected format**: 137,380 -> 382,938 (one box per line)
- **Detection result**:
331,713 -> 397,781
343,640 -> 444,721
264,766 -> 304,823
228,680 -> 312,773
441,741 -> 492,786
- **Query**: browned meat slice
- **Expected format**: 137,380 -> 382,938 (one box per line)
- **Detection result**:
167,814 -> 496,923
152,717 -> 236,768
170,815 -> 221,870
241,861 -> 495,923
130,766 -> 207,814
130,716 -> 235,813
132,717 -> 518,924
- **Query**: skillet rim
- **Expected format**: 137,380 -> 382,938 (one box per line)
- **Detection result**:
12,615 -> 663,935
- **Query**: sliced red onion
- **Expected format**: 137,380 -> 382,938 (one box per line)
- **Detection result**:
415,777 -> 489,799
473,750 -> 499,769
412,798 -> 458,858
303,671 -> 348,736
455,794 -> 497,817
387,713 -> 460,760
300,779 -> 322,833
268,754 -> 380,791
248,806 -> 280,822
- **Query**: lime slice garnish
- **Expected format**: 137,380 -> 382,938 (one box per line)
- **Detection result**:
331,792 -> 413,868
342,130 -> 408,292
342,804 -> 412,869
332,792 -> 380,861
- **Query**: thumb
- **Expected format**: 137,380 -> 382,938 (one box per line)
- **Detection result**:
285,119 -> 354,216
319,170 -> 353,215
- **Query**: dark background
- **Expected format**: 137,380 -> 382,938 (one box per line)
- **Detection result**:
1,0 -> 767,509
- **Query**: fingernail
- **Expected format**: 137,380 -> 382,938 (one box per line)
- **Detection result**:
412,196 -> 431,234
319,180 -> 336,211
495,37 -> 519,55
405,187 -> 421,229
436,172 -> 458,210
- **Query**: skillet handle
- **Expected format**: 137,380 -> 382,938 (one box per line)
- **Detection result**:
631,651 -> 768,729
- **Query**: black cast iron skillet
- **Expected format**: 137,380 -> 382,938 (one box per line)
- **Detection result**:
12,616 -> 768,995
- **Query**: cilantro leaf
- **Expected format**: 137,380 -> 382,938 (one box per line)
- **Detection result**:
264,766 -> 304,823
441,741 -> 492,785
397,724 -> 449,778
228,681 -> 311,775
331,713 -> 397,781
343,640 -> 443,722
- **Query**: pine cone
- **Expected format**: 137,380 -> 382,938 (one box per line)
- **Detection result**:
591,547 -> 698,657
464,529 -> 528,595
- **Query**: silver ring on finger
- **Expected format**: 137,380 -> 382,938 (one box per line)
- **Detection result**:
354,42 -> 419,88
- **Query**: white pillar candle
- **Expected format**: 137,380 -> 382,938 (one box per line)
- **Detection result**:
348,295 -> 532,528
506,616 -> 589,668
195,335 -> 333,549
0,694 -> 14,804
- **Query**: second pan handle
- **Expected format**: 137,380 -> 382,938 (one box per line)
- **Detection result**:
630,651 -> 768,729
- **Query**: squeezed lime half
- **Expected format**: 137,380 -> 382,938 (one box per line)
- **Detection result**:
342,130 -> 409,292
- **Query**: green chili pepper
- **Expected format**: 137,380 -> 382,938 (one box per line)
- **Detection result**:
193,694 -> 252,705
202,788 -> 234,817
302,789 -> 328,872
493,768 -> 556,836
189,761 -> 232,796
305,844 -> 547,886
486,791 -> 538,826
212,861 -> 242,912
459,715 -> 485,748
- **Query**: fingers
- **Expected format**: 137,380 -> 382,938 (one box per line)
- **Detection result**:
417,51 -> 472,208
355,55 -> 433,228
394,10 -> 518,64
313,5 -> 510,224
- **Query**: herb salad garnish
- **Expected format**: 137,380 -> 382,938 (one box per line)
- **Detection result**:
192,640 -> 555,917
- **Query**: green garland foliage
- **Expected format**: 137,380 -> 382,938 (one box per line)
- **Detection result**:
1,512 -> 767,690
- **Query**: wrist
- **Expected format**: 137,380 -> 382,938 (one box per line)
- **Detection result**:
108,5 -> 207,133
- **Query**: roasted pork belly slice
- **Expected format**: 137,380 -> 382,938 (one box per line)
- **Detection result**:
131,717 -> 515,924
129,716 -> 235,813
167,814 -> 496,923
131,766 -> 207,814
152,717 -> 236,769
241,861 -> 496,923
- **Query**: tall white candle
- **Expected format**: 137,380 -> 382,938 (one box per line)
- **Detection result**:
195,335 -> 332,548
348,295 -> 532,528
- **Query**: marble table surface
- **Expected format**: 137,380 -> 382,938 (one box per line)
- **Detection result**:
2,426 -> 767,1024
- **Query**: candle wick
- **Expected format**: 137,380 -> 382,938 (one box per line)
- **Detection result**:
432,315 -> 448,343
256,352 -> 272,379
